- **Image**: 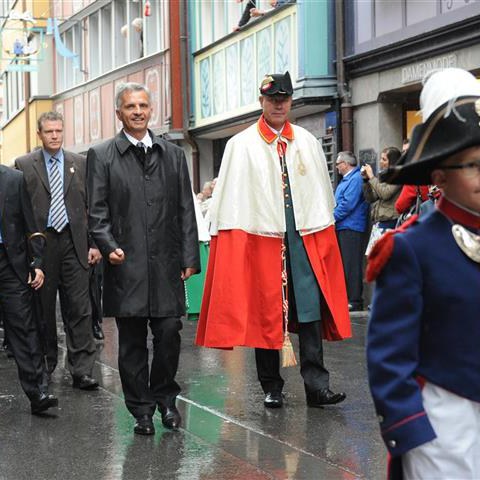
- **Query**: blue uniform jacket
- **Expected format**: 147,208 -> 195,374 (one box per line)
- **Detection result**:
334,167 -> 368,232
367,208 -> 480,458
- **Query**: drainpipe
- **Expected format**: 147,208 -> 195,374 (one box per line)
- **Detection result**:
179,0 -> 200,192
335,0 -> 353,152
23,0 -> 31,152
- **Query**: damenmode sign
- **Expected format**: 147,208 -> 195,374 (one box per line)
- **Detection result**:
401,54 -> 457,84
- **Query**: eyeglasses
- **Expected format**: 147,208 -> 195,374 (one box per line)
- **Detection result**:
442,160 -> 480,178
336,160 -> 345,166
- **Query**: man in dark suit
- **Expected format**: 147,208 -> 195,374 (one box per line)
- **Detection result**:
0,165 -> 58,414
15,111 -> 100,390
87,83 -> 199,435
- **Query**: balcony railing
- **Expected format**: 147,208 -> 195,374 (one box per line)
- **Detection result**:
193,4 -> 297,129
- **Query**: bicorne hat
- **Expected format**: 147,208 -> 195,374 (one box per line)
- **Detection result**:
381,68 -> 480,185
259,71 -> 293,96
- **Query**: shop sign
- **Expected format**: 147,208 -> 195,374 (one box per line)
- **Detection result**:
401,54 -> 457,84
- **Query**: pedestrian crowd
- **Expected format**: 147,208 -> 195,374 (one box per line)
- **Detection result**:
1,68 -> 479,480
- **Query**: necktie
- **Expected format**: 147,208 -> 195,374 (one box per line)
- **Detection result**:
49,157 -> 68,232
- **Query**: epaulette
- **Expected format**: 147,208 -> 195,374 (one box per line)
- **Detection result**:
365,215 -> 419,282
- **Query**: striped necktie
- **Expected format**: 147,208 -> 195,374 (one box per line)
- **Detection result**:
49,157 -> 68,232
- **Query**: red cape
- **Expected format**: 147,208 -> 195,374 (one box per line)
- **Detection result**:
195,226 -> 351,350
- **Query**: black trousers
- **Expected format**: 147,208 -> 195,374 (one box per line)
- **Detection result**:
42,228 -> 96,376
116,316 -> 182,418
336,229 -> 365,308
255,320 -> 329,394
0,246 -> 45,400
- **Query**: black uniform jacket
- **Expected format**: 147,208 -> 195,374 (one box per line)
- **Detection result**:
0,165 -> 43,284
86,131 -> 199,318
15,150 -> 91,269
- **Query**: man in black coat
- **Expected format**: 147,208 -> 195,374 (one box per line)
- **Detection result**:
87,83 -> 199,435
0,165 -> 58,414
15,111 -> 100,389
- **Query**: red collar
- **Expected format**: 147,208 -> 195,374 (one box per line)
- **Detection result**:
437,196 -> 480,229
257,115 -> 294,144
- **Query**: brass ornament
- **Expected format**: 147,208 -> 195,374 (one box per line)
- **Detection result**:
451,224 -> 480,263
296,151 -> 306,176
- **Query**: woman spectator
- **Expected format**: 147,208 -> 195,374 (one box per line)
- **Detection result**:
362,147 -> 402,254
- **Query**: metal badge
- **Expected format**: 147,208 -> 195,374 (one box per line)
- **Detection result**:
452,224 -> 480,263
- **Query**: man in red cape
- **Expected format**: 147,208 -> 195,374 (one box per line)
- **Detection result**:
196,72 -> 351,409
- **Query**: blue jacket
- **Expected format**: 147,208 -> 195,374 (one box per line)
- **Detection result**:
334,167 -> 368,232
367,207 -> 480,459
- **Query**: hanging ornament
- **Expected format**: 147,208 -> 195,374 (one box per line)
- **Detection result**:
144,0 -> 151,17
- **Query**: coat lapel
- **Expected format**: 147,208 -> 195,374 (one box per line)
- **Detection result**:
32,150 -> 50,193
63,153 -> 75,196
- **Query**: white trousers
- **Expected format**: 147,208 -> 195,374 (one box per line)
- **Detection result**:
402,382 -> 480,480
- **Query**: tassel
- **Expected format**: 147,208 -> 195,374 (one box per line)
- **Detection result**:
282,333 -> 297,367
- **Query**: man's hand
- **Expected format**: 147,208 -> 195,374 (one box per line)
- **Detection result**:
28,268 -> 44,290
88,248 -> 102,265
181,267 -> 197,281
109,248 -> 125,265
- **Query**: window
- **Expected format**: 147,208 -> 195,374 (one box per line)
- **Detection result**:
100,4 -> 112,72
144,0 -> 167,56
128,0 -> 143,61
113,0 -> 127,68
88,12 -> 100,79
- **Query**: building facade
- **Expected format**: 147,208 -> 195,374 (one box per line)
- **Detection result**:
189,0 -> 339,187
344,0 -> 480,167
0,0 -> 53,164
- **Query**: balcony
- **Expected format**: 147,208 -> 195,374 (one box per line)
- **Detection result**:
192,2 -> 336,132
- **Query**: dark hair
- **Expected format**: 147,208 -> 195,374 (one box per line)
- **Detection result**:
381,146 -> 401,166
402,138 -> 410,145
37,111 -> 64,131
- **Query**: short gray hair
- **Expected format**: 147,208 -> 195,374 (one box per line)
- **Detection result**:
115,82 -> 151,109
337,151 -> 357,166
37,111 -> 64,131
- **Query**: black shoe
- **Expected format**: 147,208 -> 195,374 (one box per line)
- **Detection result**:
134,415 -> 155,435
31,393 -> 59,415
160,406 -> 181,430
92,322 -> 104,340
306,389 -> 346,407
348,303 -> 363,312
264,392 -> 283,408
72,375 -> 99,390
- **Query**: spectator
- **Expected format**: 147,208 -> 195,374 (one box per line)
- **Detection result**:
233,0 -> 256,31
199,180 -> 213,216
334,151 -> 369,311
362,147 -> 402,254
250,0 -> 290,18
